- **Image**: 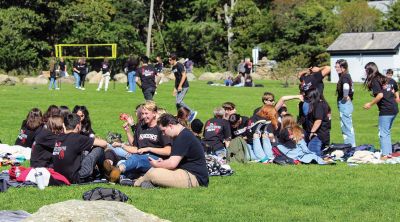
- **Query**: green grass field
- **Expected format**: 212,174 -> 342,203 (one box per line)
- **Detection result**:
1,80 -> 400,221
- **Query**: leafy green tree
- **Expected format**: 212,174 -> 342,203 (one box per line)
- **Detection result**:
384,0 -> 400,31
337,0 -> 382,33
0,7 -> 49,73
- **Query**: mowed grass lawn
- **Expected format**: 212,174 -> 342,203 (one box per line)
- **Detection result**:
1,80 -> 400,221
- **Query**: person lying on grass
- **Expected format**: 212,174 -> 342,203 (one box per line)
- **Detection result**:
133,113 -> 209,188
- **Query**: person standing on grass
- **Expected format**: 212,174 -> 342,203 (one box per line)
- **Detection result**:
363,62 -> 398,159
97,58 -> 111,92
136,56 -> 158,101
300,88 -> 331,157
133,113 -> 209,188
72,58 -> 81,89
48,55 -> 59,90
386,69 -> 400,102
335,59 -> 356,147
59,57 -> 68,78
125,55 -> 139,93
169,53 -> 197,123
77,57 -> 88,90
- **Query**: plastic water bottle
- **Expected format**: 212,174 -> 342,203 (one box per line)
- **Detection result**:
15,166 -> 21,178
34,171 -> 45,190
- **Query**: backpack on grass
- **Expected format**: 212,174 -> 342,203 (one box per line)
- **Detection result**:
82,187 -> 129,202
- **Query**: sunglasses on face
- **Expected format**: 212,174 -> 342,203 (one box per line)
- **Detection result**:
264,99 -> 274,103
224,107 -> 233,111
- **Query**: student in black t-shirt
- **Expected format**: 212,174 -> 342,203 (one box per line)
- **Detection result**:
222,102 -> 236,120
105,101 -> 172,182
30,115 -> 64,168
15,108 -> 43,148
335,59 -> 356,147
125,55 -> 139,92
253,92 -> 275,115
202,107 -> 232,157
133,113 -> 209,188
228,114 -> 249,139
72,59 -> 81,89
76,57 -> 88,90
386,69 -> 400,102
246,105 -> 280,162
59,57 -> 67,77
136,56 -> 157,101
97,58 -> 111,92
298,65 -> 331,96
363,62 -> 398,159
301,88 -> 331,157
72,105 -> 95,138
52,113 -> 107,184
169,53 -> 197,123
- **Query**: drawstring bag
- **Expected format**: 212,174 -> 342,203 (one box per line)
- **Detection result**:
82,187 -> 129,202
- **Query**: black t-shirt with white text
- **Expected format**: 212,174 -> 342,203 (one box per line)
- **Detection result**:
52,133 -> 95,183
30,128 -> 57,168
172,62 -> 189,89
137,64 -> 157,90
202,118 -> 231,150
15,125 -> 42,148
134,123 -> 172,158
171,128 -> 209,187
388,78 -> 398,93
245,114 -> 279,145
371,79 -> 399,116
77,63 -> 87,75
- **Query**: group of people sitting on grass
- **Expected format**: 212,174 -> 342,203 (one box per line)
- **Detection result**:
13,60 -> 399,188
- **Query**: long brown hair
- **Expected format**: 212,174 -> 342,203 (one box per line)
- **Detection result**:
256,104 -> 278,129
23,108 -> 43,130
46,115 -> 64,135
281,114 -> 304,143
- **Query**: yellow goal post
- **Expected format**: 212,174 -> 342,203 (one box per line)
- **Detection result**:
55,44 -> 117,59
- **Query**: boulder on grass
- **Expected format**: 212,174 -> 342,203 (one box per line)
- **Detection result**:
60,76 -> 75,84
88,72 -> 103,84
186,72 -> 196,81
114,73 -> 127,83
23,200 -> 170,222
22,77 -> 48,85
198,72 -> 224,81
8,76 -> 20,83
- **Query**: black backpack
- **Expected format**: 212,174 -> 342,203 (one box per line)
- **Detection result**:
82,187 -> 129,202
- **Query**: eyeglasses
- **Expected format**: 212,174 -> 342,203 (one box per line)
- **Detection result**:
223,107 -> 233,111
264,99 -> 274,103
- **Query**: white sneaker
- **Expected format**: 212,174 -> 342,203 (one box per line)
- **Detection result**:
81,87 -> 85,90
96,88 -> 100,91
127,91 -> 133,93
55,88 -> 60,90
105,89 -> 108,92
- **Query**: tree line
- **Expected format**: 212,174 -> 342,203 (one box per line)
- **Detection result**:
0,0 -> 399,75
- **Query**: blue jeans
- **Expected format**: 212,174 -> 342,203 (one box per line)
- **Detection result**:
252,136 -> 273,160
246,144 -> 258,161
119,153 -> 159,174
378,115 -> 396,155
128,71 -> 136,92
338,100 -> 356,147
308,136 -> 323,157
108,144 -> 132,159
207,147 -> 227,158
49,77 -> 57,89
73,72 -> 80,88
176,87 -> 192,112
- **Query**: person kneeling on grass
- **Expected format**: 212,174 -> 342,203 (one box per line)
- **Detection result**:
51,113 -> 108,184
133,113 -> 209,188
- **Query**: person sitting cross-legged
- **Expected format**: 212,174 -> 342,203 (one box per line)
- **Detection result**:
52,113 -> 108,184
133,113 -> 209,188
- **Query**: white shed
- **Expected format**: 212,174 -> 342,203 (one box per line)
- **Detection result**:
327,31 -> 400,83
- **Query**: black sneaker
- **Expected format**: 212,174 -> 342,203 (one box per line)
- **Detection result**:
120,178 -> 136,186
140,181 -> 158,189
